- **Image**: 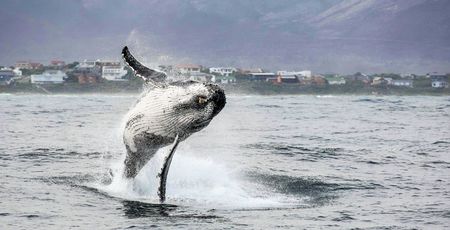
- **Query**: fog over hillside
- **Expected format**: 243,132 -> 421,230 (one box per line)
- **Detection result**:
1,0 -> 449,73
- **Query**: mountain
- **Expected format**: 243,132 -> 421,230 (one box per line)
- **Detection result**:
0,0 -> 449,73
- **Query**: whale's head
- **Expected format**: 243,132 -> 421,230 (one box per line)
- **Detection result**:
126,80 -> 226,142
166,81 -> 226,135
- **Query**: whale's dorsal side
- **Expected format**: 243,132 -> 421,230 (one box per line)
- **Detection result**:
122,46 -> 167,85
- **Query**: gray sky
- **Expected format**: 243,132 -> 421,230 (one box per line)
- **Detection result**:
1,0 -> 449,74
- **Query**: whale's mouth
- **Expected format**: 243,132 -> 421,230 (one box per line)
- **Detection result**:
204,83 -> 226,117
191,120 -> 211,131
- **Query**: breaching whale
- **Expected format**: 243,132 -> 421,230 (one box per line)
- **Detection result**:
121,46 -> 226,202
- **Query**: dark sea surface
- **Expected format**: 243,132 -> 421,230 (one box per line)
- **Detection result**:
1,94 -> 449,229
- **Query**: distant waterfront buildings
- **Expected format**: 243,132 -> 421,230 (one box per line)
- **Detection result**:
239,68 -> 264,74
275,75 -> 300,84
431,75 -> 449,88
3,57 -> 449,91
325,76 -> 346,85
211,75 -> 236,84
391,79 -> 413,87
345,73 -> 371,84
71,60 -> 128,82
0,69 -> 15,85
209,67 -> 237,76
277,70 -> 312,78
176,64 -> 202,74
299,75 -> 327,86
188,72 -> 213,82
15,61 -> 43,70
371,77 -> 389,86
246,72 -> 276,82
77,60 -> 96,69
31,70 -> 66,84
101,64 -> 127,81
12,68 -> 22,76
50,60 -> 65,68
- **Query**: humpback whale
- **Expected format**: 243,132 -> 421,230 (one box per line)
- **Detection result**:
121,46 -> 226,202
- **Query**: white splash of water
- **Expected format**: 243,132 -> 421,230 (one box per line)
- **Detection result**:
96,145 -> 290,208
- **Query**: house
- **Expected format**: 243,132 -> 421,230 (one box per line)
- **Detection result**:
279,75 -> 300,84
50,60 -> 66,68
77,60 -> 96,69
270,75 -> 300,84
391,79 -> 413,87
277,70 -> 312,78
431,75 -> 449,88
73,60 -> 101,75
238,68 -> 264,74
345,72 -> 371,84
96,60 -> 122,67
30,62 -> 44,69
15,61 -> 31,69
0,69 -> 15,85
72,62 -> 101,84
248,72 -> 276,82
400,73 -> 415,79
176,64 -> 202,74
12,68 -> 22,76
102,65 -> 128,81
188,72 -> 213,82
212,75 -> 236,84
15,61 -> 43,70
371,77 -> 388,86
325,76 -> 346,85
77,73 -> 99,84
384,78 -> 393,85
299,75 -> 327,86
209,67 -> 237,76
31,70 -> 66,84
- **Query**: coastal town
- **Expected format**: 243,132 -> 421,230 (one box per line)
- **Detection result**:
0,59 -> 449,94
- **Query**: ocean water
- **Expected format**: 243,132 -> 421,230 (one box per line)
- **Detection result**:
0,94 -> 449,229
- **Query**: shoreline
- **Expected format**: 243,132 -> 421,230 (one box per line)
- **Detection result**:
1,82 -> 449,96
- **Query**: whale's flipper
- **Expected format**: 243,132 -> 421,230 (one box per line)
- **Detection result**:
157,135 -> 180,203
121,46 -> 167,85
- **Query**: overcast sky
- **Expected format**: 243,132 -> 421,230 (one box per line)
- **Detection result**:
1,0 -> 449,74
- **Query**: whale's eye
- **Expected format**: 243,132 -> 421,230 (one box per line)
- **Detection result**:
197,96 -> 207,105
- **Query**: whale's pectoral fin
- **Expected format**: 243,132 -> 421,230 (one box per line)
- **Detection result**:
157,135 -> 180,203
121,46 -> 167,86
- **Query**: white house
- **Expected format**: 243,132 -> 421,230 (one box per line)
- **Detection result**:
384,78 -> 393,85
188,72 -> 213,82
31,70 -> 66,84
390,79 -> 413,87
326,77 -> 346,85
102,65 -> 128,81
77,60 -> 96,68
277,70 -> 312,78
209,67 -> 237,76
432,80 -> 448,88
176,64 -> 202,74
431,75 -> 448,88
